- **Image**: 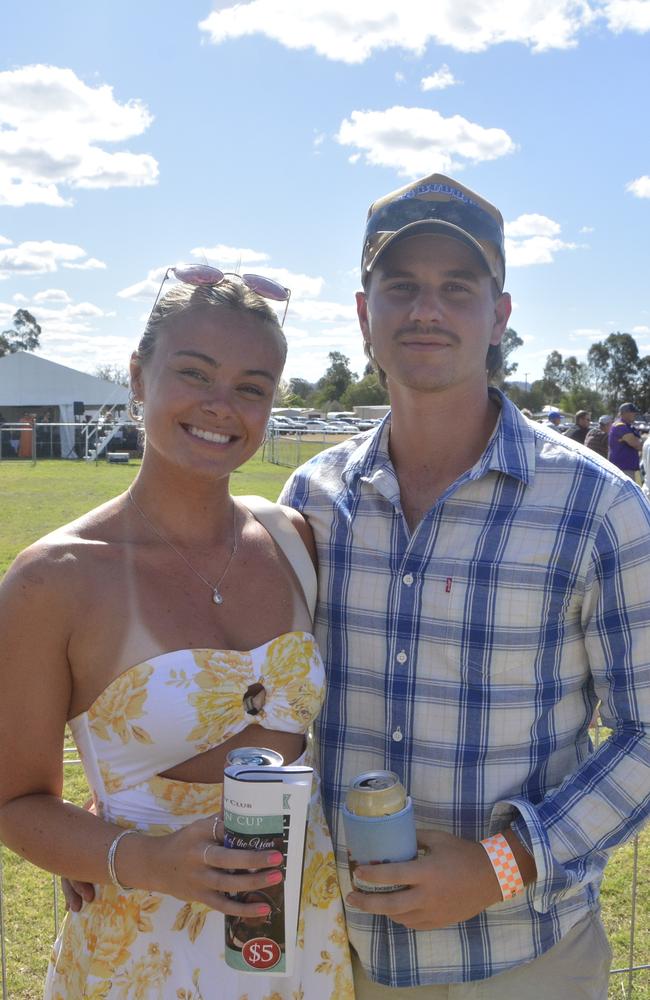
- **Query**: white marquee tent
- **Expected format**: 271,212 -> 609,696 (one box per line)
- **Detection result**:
0,351 -> 129,457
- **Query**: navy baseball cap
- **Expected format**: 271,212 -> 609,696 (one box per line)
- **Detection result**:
361,172 -> 506,290
618,402 -> 640,415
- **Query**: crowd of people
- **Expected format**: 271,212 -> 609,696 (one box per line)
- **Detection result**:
0,171 -> 648,1000
523,402 -> 647,484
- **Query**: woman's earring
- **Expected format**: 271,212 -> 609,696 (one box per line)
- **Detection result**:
128,391 -> 144,422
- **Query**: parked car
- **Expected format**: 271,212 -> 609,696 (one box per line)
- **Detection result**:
304,419 -> 340,433
329,422 -> 358,433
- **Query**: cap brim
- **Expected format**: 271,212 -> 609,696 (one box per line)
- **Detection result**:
365,219 -> 500,285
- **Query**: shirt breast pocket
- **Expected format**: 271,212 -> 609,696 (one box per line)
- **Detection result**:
443,563 -> 579,685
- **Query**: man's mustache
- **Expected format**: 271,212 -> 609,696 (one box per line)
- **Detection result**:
394,325 -> 461,346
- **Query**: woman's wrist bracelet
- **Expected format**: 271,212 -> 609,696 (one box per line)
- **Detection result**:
107,829 -> 137,892
479,832 -> 525,900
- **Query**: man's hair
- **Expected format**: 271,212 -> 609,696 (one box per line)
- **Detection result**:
133,279 -> 287,367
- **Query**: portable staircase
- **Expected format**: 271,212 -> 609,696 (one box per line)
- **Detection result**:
83,404 -> 129,461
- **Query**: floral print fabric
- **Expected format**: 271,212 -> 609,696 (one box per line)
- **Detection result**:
45,632 -> 353,999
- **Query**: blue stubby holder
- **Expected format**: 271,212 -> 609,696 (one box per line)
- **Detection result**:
342,798 -> 417,892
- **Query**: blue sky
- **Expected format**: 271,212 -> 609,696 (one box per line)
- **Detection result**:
1,1 -> 649,387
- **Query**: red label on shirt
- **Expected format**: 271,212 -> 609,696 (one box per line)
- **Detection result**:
445,578 -> 453,593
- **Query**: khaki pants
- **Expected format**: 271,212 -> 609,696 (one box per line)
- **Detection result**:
352,911 -> 612,1000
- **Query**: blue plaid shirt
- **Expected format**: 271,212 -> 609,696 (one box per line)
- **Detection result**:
280,390 -> 650,986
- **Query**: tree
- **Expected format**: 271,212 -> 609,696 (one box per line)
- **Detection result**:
0,309 -> 42,357
341,372 -> 389,408
289,377 -> 314,400
314,352 -> 357,409
500,326 -> 523,379
588,333 -> 639,410
94,364 -> 130,386
636,356 -> 650,414
537,349 -> 564,403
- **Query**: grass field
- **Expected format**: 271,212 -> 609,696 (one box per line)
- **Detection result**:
0,457 -> 648,998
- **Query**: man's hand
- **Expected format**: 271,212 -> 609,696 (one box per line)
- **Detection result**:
346,829 -> 505,930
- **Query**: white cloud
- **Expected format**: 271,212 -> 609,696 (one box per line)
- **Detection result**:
394,72 -> 406,84
507,236 -> 578,266
258,267 -> 324,298
283,321 -> 366,381
505,213 -> 577,266
505,214 -> 561,238
189,244 -> 271,265
579,225 -> 595,233
0,290 -> 118,369
33,288 -> 72,304
199,1 -> 600,61
63,257 -> 107,271
0,240 -> 106,278
0,235 -> 11,246
288,299 -> 357,323
570,327 -> 607,338
420,65 -> 458,91
117,266 -> 168,301
632,324 -> 650,334
336,106 -> 515,176
626,175 -> 650,198
603,0 -> 650,32
36,332 -> 135,372
0,64 -> 158,207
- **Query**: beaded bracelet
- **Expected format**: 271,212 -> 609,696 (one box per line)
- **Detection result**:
107,829 -> 137,892
479,832 -> 525,900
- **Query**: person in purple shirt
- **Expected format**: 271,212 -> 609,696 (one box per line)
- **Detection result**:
608,403 -> 643,480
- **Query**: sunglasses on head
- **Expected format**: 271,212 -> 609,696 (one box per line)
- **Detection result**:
150,264 -> 291,326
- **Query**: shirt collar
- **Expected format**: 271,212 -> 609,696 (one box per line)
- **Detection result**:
342,388 -> 537,491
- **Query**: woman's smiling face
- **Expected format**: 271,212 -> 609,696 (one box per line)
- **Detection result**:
130,305 -> 285,480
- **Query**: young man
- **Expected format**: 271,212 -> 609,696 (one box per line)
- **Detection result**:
608,402 -> 643,480
563,409 -> 591,444
281,173 -> 650,998
542,409 -> 563,431
584,414 -> 612,458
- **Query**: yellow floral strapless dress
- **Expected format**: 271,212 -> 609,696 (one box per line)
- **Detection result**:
45,631 -> 353,1000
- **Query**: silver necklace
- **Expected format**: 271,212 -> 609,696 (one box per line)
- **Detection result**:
127,487 -> 238,605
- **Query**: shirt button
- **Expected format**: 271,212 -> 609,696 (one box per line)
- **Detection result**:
402,573 -> 414,586
392,727 -> 403,742
396,650 -> 408,665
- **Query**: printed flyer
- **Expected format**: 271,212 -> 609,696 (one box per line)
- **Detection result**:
223,763 -> 313,976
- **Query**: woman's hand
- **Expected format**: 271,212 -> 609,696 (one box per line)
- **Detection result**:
61,877 -> 95,911
61,814 -> 285,919
149,816 -> 284,918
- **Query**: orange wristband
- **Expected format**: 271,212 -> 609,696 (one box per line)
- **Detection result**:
479,832 -> 525,900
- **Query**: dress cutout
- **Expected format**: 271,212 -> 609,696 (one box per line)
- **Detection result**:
45,632 -> 353,1000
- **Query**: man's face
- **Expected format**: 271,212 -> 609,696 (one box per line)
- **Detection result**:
621,410 -> 636,425
356,234 -> 511,397
578,413 -> 591,428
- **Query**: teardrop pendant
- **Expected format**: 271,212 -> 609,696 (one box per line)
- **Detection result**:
212,589 -> 223,605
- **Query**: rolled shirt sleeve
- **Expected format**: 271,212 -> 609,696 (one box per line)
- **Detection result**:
495,485 -> 650,913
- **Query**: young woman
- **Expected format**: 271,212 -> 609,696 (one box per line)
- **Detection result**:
0,270 -> 353,999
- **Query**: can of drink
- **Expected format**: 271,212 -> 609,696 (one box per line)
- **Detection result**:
342,770 -> 417,892
225,747 -> 285,768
